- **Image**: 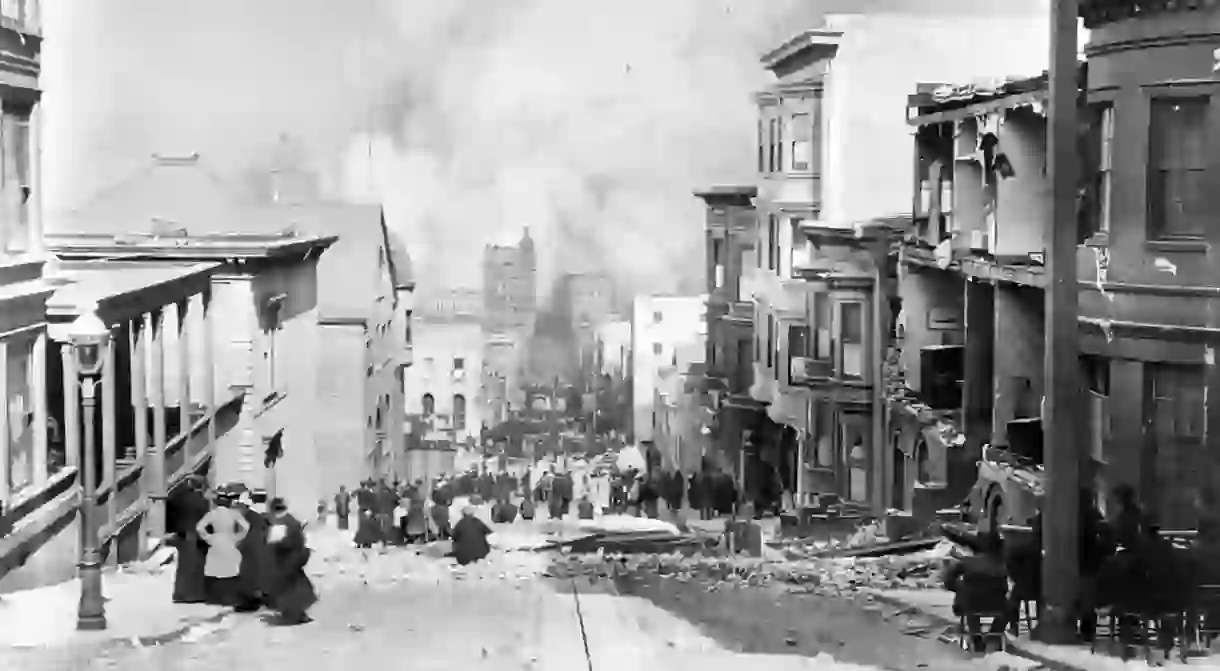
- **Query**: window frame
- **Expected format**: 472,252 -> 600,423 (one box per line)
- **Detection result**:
837,301 -> 866,380
790,112 -> 812,172
812,292 -> 832,361
1145,86 -> 1214,241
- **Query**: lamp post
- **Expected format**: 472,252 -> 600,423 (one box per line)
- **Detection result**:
68,301 -> 110,631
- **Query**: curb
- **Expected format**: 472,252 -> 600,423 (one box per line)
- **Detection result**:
865,591 -> 1087,671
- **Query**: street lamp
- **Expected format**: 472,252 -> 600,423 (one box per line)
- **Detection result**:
69,301 -> 110,631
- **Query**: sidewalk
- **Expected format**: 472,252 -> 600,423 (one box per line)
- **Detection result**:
869,587 -> 1220,671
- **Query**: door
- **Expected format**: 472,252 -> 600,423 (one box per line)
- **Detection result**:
838,412 -> 870,504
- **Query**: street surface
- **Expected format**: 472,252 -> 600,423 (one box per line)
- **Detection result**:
1,514 -> 1039,671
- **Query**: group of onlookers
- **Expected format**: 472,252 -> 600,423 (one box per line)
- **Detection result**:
166,476 -> 316,625
943,484 -> 1219,655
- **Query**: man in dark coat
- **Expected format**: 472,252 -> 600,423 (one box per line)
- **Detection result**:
334,486 -> 351,531
450,506 -> 493,565
943,532 -> 1010,652
166,475 -> 210,603
354,480 -> 380,548
665,470 -> 685,516
265,498 -> 317,625
687,472 -> 702,516
233,492 -> 270,612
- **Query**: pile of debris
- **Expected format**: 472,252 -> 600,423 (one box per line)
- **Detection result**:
543,538 -> 958,594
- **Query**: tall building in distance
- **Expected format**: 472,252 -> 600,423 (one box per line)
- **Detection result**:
483,227 -> 537,334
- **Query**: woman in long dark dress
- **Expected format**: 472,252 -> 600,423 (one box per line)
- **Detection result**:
167,476 -> 210,603
234,492 -> 270,612
265,498 -> 317,625
353,480 -> 379,548
450,506 -> 492,565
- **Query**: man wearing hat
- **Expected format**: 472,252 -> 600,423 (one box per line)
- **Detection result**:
264,497 -> 317,625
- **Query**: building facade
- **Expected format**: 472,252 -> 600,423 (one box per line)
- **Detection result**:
630,295 -> 706,442
896,1 -> 1220,532
654,341 -> 707,472
483,228 -> 537,335
696,187 -> 761,483
242,154 -> 416,486
403,292 -> 484,451
745,13 -> 1049,516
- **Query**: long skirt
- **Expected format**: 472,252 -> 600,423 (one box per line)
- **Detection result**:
336,513 -> 349,531
172,533 -> 209,604
268,567 -> 317,622
204,575 -> 242,606
354,510 -> 379,547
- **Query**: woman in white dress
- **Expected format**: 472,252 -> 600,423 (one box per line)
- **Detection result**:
196,489 -> 251,606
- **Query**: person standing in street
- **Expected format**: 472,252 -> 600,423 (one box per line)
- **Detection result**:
265,497 -> 317,625
166,475 -> 210,604
196,486 -> 251,606
233,491 -> 270,612
334,485 -> 351,531
354,479 -> 379,548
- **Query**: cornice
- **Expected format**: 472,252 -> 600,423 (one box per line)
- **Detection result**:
1080,0 -> 1220,28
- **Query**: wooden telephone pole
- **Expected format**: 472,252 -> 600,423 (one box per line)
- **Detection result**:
1040,0 -> 1081,644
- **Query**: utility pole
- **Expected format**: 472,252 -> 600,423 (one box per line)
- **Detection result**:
1040,0 -> 1080,645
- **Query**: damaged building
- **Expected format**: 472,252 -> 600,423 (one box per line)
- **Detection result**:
727,11 -> 1047,519
902,0 -> 1220,532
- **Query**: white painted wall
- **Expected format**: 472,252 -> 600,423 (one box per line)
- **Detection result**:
403,320 -> 484,441
631,295 -> 706,442
819,13 -> 1049,225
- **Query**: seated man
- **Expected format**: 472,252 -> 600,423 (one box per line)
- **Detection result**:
491,497 -> 519,524
577,495 -> 596,520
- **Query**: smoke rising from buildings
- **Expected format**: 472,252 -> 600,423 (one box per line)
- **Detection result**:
44,0 -> 1046,299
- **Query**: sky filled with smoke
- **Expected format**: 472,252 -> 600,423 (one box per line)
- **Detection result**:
43,0 -> 1050,300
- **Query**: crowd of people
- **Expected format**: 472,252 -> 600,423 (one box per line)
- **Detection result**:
166,476 -> 317,625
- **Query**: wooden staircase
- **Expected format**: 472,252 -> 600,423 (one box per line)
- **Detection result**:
0,392 -> 246,586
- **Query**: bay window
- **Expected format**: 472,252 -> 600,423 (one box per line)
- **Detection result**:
839,302 -> 864,379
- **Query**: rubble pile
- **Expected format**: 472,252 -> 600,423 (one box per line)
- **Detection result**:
543,538 -> 958,594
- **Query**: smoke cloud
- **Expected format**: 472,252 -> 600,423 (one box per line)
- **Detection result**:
44,0 -> 1046,300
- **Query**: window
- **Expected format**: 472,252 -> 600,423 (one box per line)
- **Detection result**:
1146,364 -> 1206,529
453,357 -> 465,371
422,393 -> 435,416
712,238 -> 724,289
812,293 -> 831,360
2,112 -> 29,255
653,311 -> 663,323
791,113 -> 812,171
840,302 -> 864,379
757,120 -> 765,173
788,324 -> 809,358
766,314 -> 774,368
768,118 -> 778,172
653,342 -> 663,356
776,114 -> 784,171
788,217 -> 804,270
453,394 -> 467,430
841,413 -> 871,503
1149,97 -> 1209,239
767,214 -> 779,271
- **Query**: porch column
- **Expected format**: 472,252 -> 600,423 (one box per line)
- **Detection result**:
201,287 -> 216,452
147,309 -> 167,540
0,341 -> 9,507
130,317 -> 147,469
101,328 -> 117,530
32,330 -> 47,486
61,343 -> 78,470
176,299 -> 191,435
